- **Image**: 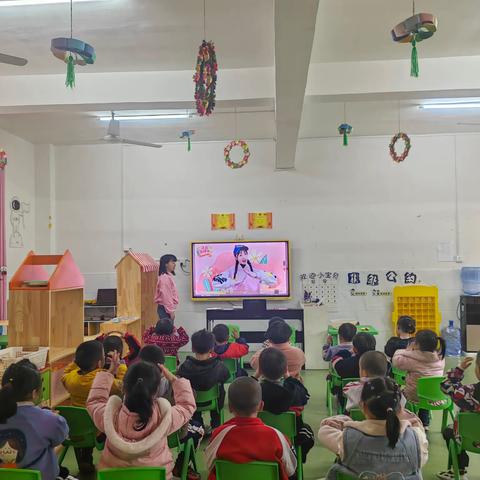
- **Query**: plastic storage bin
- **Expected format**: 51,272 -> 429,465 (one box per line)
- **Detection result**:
461,267 -> 480,295
392,285 -> 441,335
0,347 -> 49,381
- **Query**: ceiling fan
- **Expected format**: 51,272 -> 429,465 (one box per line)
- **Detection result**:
102,112 -> 163,148
0,53 -> 28,66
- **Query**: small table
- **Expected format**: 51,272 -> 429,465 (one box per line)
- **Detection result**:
327,324 -> 379,346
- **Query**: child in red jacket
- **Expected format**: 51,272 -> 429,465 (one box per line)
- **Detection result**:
143,317 -> 189,358
205,377 -> 296,480
212,324 -> 249,359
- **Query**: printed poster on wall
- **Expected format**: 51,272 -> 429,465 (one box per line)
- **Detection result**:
211,213 -> 235,230
248,212 -> 272,229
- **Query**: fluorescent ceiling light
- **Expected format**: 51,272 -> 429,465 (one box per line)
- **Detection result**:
0,0 -> 107,6
99,113 -> 193,121
419,102 -> 480,110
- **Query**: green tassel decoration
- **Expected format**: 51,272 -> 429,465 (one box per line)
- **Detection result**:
65,54 -> 75,88
187,136 -> 191,152
410,38 -> 419,78
343,131 -> 348,146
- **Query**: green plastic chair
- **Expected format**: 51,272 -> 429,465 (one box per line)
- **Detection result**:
227,324 -> 241,343
258,410 -> 302,480
224,357 -> 244,383
57,406 -> 104,466
0,469 -> 41,479
97,467 -> 166,480
195,385 -> 224,425
215,460 -> 279,480
290,326 -> 297,346
167,431 -> 197,480
326,370 -> 360,416
164,355 -> 177,374
448,412 -> 480,480
392,367 -> 407,386
336,473 -> 357,480
349,408 -> 365,421
410,376 -> 455,431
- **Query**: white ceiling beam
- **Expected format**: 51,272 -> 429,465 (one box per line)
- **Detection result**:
274,0 -> 319,170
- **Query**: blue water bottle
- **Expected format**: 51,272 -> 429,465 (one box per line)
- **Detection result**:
443,320 -> 462,357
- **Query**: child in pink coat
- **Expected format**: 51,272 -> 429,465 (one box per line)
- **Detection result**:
87,352 -> 196,479
392,329 -> 446,428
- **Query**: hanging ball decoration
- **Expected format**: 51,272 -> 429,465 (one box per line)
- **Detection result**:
51,38 -> 96,88
0,150 -> 6,169
389,132 -> 411,163
338,123 -> 353,146
224,140 -> 250,169
193,40 -> 218,116
391,13 -> 437,78
180,130 -> 195,152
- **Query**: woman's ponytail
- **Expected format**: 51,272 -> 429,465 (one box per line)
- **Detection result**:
0,360 -> 40,423
124,362 -> 161,431
385,407 -> 401,448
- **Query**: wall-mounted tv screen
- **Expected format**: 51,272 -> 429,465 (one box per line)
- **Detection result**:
191,240 -> 290,300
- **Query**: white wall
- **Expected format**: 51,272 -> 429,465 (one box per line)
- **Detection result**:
51,134 -> 480,349
1,129 -> 35,283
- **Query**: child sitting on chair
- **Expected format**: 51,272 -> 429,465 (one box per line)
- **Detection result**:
323,323 -> 357,362
87,353 -> 195,478
318,377 -> 428,480
0,359 -> 73,480
251,320 -> 305,381
143,317 -> 190,359
138,345 -> 172,402
211,324 -> 249,360
437,352 -> 480,480
257,347 -> 314,463
62,340 -> 124,473
384,316 -> 416,359
332,332 -> 376,379
205,377 -> 297,480
96,331 -> 141,367
177,329 -> 229,429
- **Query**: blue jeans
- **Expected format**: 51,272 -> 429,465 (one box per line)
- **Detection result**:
157,304 -> 172,320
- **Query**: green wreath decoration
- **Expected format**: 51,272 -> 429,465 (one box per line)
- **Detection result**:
193,40 -> 218,117
389,132 -> 411,163
224,140 -> 250,169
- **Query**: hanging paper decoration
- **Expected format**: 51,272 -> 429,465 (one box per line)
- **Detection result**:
338,123 -> 352,146
180,130 -> 195,152
391,12 -> 437,78
224,140 -> 250,169
50,0 -> 96,88
389,133 -> 411,163
193,40 -> 218,116
0,150 -> 7,324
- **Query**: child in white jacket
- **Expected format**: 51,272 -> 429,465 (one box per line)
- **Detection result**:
318,377 -> 428,480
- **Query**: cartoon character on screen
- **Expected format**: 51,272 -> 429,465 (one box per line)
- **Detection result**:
212,245 -> 277,294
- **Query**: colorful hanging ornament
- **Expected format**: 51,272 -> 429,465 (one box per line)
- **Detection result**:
224,140 -> 250,169
193,40 -> 218,116
338,123 -> 353,146
180,130 -> 195,152
389,132 -> 411,163
391,2 -> 437,78
50,0 -> 95,88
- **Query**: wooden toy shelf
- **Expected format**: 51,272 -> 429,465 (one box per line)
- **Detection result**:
8,250 -> 84,407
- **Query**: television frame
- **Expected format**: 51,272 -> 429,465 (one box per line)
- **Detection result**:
190,240 -> 291,301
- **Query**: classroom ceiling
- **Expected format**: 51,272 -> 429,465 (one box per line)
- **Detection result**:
0,0 -> 479,76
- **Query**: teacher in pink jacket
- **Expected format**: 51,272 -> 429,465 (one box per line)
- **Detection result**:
155,254 -> 179,322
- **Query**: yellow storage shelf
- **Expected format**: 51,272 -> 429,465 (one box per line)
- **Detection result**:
391,285 -> 441,335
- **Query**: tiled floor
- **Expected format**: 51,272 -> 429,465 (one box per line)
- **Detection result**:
64,362 -> 480,479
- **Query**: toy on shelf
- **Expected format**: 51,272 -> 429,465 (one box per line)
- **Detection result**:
392,285 -> 441,335
115,251 -> 158,334
8,250 -> 84,406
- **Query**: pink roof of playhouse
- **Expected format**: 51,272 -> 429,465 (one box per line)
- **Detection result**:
118,251 -> 158,273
